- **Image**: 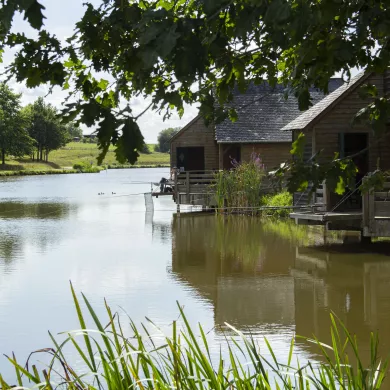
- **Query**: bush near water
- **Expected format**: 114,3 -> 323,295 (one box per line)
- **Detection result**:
1,285 -> 387,390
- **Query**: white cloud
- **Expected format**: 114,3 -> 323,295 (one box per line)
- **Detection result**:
0,1 -> 199,143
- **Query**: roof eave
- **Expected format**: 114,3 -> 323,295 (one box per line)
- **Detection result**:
216,140 -> 291,144
281,71 -> 372,132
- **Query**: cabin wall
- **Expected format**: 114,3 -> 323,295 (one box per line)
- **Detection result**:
384,69 -> 390,96
310,73 -> 390,171
170,117 -> 219,171
239,142 -> 292,171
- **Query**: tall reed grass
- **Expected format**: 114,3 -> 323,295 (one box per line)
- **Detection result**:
214,153 -> 266,213
1,283 -> 388,390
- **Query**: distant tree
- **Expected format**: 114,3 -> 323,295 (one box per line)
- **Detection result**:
141,144 -> 151,154
66,124 -> 83,140
0,83 -> 35,165
156,127 -> 180,153
24,97 -> 69,161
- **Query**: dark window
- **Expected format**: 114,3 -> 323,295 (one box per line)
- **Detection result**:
176,147 -> 205,171
222,144 -> 241,169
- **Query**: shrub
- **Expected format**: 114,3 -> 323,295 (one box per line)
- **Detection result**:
141,144 -> 151,154
73,161 -> 92,171
261,191 -> 293,217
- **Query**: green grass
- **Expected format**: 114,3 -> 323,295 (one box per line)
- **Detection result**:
0,143 -> 169,176
50,142 -> 169,168
1,284 -> 388,390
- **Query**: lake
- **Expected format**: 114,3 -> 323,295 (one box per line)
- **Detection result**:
1,168 -> 390,382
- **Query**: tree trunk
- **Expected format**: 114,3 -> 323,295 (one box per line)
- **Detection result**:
32,152 -> 34,161
40,146 -> 43,161
2,148 -> 5,165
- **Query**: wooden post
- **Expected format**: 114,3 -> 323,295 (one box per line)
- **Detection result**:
186,171 -> 190,204
174,168 -> 180,215
323,181 -> 330,211
362,177 -> 369,231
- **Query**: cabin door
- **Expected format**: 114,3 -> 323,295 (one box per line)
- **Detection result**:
332,132 -> 369,211
176,147 -> 205,172
342,133 -> 369,179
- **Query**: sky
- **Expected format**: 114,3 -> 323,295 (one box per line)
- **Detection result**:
0,1 -> 199,143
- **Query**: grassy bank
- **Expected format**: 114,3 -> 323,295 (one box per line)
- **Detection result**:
0,143 -> 169,176
50,142 -> 169,168
1,285 -> 387,390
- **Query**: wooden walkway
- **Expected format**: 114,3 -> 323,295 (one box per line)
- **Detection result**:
291,176 -> 390,238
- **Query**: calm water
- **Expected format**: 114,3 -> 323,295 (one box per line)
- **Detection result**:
1,168 -> 390,381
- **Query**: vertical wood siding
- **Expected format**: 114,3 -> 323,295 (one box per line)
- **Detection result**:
308,73 -> 390,171
240,143 -> 292,171
170,117 -> 219,170
384,69 -> 390,96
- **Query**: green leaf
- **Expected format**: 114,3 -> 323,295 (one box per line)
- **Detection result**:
157,26 -> 180,57
290,132 -> 306,160
23,0 -> 46,30
115,118 -> 144,165
98,79 -> 109,90
358,84 -> 378,99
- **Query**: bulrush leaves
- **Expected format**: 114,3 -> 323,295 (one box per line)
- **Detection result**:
1,287 -> 389,390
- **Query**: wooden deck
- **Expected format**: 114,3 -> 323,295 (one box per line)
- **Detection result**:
291,211 -> 362,223
291,175 -> 390,238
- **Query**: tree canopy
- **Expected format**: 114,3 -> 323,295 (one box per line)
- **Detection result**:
1,0 -> 389,189
23,97 -> 69,161
0,83 -> 34,164
157,127 -> 180,153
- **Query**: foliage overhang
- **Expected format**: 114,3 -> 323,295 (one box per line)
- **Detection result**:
1,0 -> 389,190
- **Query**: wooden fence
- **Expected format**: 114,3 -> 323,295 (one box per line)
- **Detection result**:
174,170 -> 217,206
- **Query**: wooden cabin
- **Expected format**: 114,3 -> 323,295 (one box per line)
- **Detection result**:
169,80 -> 342,206
285,71 -> 390,238
170,81 -> 343,172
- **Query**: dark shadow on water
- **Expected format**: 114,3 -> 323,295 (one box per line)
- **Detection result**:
304,241 -> 390,257
0,201 -> 77,269
0,201 -> 72,219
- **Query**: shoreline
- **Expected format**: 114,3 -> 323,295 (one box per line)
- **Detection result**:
0,164 -> 170,177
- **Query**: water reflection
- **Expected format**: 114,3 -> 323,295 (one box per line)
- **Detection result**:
293,245 -> 390,362
0,201 -> 74,267
170,214 -> 390,362
0,201 -> 73,219
170,215 -> 305,332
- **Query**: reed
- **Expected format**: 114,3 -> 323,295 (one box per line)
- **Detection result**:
1,283 -> 388,390
214,153 -> 266,213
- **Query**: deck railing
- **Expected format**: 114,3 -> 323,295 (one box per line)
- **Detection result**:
174,170 -> 217,206
362,176 -> 390,236
173,170 -> 283,207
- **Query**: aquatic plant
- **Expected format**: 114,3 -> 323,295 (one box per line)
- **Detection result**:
214,152 -> 266,213
1,284 -> 388,390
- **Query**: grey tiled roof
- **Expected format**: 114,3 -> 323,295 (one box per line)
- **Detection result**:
216,79 -> 343,143
282,72 -> 367,131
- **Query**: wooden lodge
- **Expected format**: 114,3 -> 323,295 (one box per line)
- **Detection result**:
165,69 -> 390,239
169,80 -> 342,207
285,71 -> 390,239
